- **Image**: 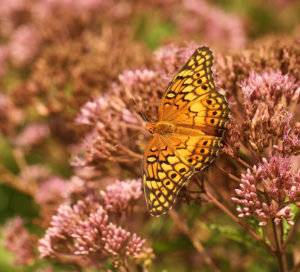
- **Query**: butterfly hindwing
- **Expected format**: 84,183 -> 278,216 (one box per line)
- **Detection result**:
167,134 -> 222,172
143,133 -> 222,216
143,135 -> 193,216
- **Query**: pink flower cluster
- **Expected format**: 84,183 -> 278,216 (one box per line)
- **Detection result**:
240,70 -> 300,152
232,155 -> 300,226
35,176 -> 69,205
38,178 -> 148,267
118,69 -> 159,97
36,0 -> 108,17
275,112 -> 300,155
73,89 -> 142,166
180,0 -> 246,49
241,70 -> 299,107
153,43 -> 197,75
260,156 -> 300,203
9,25 -> 41,66
0,0 -> 41,70
100,179 -> 142,213
39,198 -> 146,262
221,116 -> 240,158
2,216 -> 35,265
15,123 -> 50,148
19,164 -> 51,186
75,95 -> 110,126
0,0 -> 109,78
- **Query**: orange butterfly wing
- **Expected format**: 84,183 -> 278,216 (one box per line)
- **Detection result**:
143,135 -> 194,216
159,46 -> 229,136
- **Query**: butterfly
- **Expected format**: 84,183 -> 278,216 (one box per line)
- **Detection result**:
143,46 -> 230,216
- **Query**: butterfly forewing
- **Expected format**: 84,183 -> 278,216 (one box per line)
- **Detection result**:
158,47 -> 216,121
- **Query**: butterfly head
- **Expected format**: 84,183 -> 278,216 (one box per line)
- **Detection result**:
146,123 -> 156,134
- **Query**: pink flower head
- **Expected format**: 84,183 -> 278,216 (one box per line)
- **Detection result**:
232,166 -> 263,218
75,91 -> 138,135
240,70 -> 300,152
221,116 -> 240,157
274,113 -> 300,154
39,196 -> 148,264
0,0 -> 26,15
19,164 -> 51,186
9,25 -> 41,65
100,179 -> 142,213
102,223 -> 145,257
39,199 -> 103,258
154,43 -> 198,74
181,0 -> 246,49
118,69 -> 158,95
72,129 -> 110,166
125,233 -> 146,257
3,216 -> 35,265
35,176 -> 69,204
15,123 -> 50,147
102,223 -> 131,256
233,155 -> 300,226
75,95 -> 110,126
260,155 -> 293,202
241,70 -> 299,107
77,0 -> 108,12
114,67 -> 166,120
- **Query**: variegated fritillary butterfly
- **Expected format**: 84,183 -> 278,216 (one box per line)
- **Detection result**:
143,46 -> 230,216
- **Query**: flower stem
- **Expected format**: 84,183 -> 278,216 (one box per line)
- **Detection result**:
0,164 -> 35,195
12,147 -> 27,171
237,157 -> 252,169
271,220 -> 288,272
213,165 -> 241,183
169,210 -> 221,272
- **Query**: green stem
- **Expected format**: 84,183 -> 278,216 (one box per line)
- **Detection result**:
282,212 -> 300,250
271,220 -> 288,272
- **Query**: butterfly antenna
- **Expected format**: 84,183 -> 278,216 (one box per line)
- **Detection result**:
112,130 -> 142,150
130,96 -> 150,123
112,96 -> 149,150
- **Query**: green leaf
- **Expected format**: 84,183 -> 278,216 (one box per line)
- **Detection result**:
201,222 -> 263,249
0,136 -> 19,174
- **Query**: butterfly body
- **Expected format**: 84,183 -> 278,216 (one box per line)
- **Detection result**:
143,46 -> 230,216
146,122 -> 176,135
147,121 -> 209,137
